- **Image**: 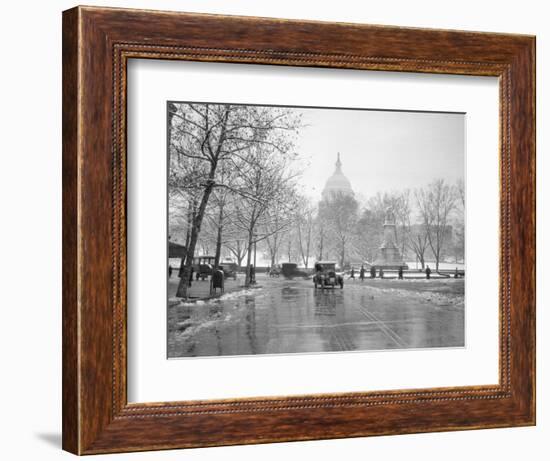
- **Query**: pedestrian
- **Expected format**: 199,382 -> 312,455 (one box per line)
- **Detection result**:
188,266 -> 194,287
359,265 -> 365,281
370,266 -> 376,279
379,267 -> 384,279
168,264 -> 173,278
398,266 -> 403,280
426,265 -> 431,280
349,267 -> 355,279
454,267 -> 459,278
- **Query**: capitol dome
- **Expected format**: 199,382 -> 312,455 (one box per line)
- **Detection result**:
322,153 -> 354,200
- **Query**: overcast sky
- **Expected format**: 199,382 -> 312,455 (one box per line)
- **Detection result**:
293,107 -> 465,202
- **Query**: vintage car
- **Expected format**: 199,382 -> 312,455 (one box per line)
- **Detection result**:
219,262 -> 238,280
313,261 -> 344,289
281,262 -> 309,279
268,264 -> 282,277
192,255 -> 215,280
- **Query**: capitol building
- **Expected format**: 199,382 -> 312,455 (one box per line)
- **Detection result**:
321,153 -> 354,200
320,153 -> 407,269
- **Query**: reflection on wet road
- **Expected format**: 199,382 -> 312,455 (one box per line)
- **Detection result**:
167,276 -> 464,358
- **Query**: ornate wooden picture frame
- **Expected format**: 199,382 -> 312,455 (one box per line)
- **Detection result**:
62,5 -> 535,455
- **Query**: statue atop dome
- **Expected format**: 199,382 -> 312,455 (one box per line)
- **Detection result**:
321,153 -> 354,201
335,152 -> 342,173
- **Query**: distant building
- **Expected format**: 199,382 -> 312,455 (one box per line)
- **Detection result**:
321,153 -> 354,200
168,240 -> 187,259
318,154 -> 355,265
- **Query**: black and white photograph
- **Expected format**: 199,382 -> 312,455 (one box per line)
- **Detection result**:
166,101 -> 465,358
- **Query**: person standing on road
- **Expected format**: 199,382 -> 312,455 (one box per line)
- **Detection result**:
359,265 -> 365,281
349,267 -> 355,280
426,265 -> 431,280
370,266 -> 376,279
379,267 -> 384,279
398,266 -> 403,280
249,264 -> 256,285
188,266 -> 194,287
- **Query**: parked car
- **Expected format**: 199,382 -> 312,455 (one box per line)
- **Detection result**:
268,264 -> 281,277
219,262 -> 238,280
281,262 -> 309,279
313,261 -> 344,289
192,255 -> 215,280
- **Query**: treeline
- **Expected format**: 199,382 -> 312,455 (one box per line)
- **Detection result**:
303,179 -> 465,271
168,102 -> 303,296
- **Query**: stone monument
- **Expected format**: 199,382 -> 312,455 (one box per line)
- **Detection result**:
372,207 -> 408,270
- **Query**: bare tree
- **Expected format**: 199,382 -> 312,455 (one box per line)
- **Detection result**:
200,162 -> 240,268
450,179 -> 465,264
318,192 -> 359,269
233,148 -> 299,286
168,128 -> 204,275
169,103 -> 301,297
170,103 -> 233,296
408,224 -> 430,269
295,197 -> 315,268
456,178 -> 465,208
354,208 -> 380,264
263,202 -> 288,267
285,228 -> 296,263
415,179 -> 457,271
392,190 -> 412,259
316,218 -> 326,261
364,191 -> 411,258
225,238 -> 247,267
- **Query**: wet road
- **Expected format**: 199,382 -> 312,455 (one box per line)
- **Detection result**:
167,275 -> 464,358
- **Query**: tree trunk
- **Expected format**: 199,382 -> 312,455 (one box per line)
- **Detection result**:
237,246 -> 245,267
269,235 -> 278,267
214,203 -> 224,268
244,229 -> 254,287
304,224 -> 311,269
434,242 -> 441,271
176,172 -> 216,298
287,237 -> 291,263
177,203 -> 194,279
214,225 -> 223,269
